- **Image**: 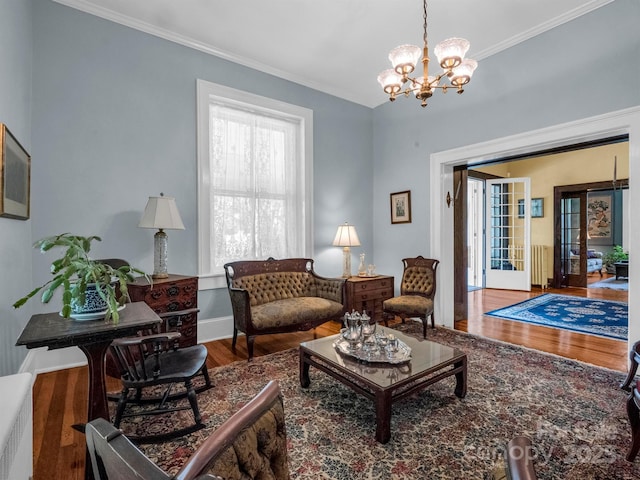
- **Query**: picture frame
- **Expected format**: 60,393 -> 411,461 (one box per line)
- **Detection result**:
517,198 -> 544,219
531,198 -> 544,218
390,190 -> 411,224
0,124 -> 31,220
587,192 -> 613,241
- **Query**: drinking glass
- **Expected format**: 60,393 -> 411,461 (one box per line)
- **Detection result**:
385,337 -> 399,359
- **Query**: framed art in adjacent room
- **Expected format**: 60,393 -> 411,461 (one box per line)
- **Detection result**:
587,192 -> 613,240
0,123 -> 31,220
390,190 -> 411,224
517,198 -> 544,218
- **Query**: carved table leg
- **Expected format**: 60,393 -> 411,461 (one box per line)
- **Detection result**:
300,351 -> 311,388
454,356 -> 468,399
375,389 -> 392,444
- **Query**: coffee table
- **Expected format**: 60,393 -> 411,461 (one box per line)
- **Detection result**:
299,329 -> 467,443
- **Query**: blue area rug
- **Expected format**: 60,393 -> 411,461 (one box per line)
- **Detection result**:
485,293 -> 628,340
588,277 -> 629,291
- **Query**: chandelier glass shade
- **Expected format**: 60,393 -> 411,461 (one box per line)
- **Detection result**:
377,0 -> 477,107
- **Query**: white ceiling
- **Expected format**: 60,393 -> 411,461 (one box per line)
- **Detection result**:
54,0 -> 612,108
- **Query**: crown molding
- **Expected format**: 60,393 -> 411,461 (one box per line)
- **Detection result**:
53,0 -> 615,108
472,0 -> 615,60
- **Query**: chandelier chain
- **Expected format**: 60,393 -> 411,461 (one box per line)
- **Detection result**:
423,0 -> 428,47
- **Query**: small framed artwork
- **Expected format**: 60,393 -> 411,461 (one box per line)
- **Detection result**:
390,190 -> 411,224
531,198 -> 544,218
517,198 -> 544,219
0,124 -> 31,220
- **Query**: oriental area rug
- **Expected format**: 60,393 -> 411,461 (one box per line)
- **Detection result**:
114,324 -> 640,479
485,293 -> 628,340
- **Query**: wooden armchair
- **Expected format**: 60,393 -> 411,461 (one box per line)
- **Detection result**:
109,310 -> 212,442
382,256 -> 439,338
86,381 -> 289,480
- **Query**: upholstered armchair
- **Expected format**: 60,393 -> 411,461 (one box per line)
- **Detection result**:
382,256 -> 439,338
85,381 -> 289,480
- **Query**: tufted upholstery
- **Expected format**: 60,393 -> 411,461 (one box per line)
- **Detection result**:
383,257 -> 439,339
224,258 -> 345,360
85,381 -> 288,480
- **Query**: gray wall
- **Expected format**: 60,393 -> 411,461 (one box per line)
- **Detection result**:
372,0 -> 640,285
26,0 -> 372,334
0,0 -> 33,376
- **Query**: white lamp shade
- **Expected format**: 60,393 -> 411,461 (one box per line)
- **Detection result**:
388,44 -> 422,75
139,196 -> 185,230
434,37 -> 470,69
332,223 -> 361,247
377,69 -> 403,94
450,59 -> 478,87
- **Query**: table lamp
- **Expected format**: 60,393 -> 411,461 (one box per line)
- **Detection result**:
139,193 -> 185,279
333,222 -> 361,278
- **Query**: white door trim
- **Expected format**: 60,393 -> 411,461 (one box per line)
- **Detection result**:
429,106 -> 640,351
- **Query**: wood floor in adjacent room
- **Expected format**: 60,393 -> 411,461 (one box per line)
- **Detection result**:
31,275 -> 629,479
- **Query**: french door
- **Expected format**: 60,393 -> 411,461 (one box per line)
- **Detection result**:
485,178 -> 531,291
559,192 -> 587,287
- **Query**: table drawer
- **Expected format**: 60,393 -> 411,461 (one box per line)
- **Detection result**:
352,277 -> 393,292
354,287 -> 393,303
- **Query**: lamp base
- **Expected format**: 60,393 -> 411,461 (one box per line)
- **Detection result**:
153,229 -> 169,279
342,247 -> 352,278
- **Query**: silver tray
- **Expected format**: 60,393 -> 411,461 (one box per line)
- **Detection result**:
333,336 -> 411,364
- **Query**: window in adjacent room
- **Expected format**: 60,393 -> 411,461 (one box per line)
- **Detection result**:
196,80 -> 313,289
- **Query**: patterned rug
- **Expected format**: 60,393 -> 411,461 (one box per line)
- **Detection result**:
485,293 -> 628,340
589,277 -> 629,291
116,323 -> 640,479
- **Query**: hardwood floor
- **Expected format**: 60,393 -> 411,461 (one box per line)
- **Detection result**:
30,277 -> 629,479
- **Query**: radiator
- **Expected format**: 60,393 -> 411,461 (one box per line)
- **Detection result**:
531,245 -> 549,289
0,373 -> 33,480
508,244 -> 548,288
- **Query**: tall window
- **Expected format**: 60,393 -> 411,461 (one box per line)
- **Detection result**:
197,80 -> 313,289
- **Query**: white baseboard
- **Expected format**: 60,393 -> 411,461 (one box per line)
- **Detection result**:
18,316 -> 236,376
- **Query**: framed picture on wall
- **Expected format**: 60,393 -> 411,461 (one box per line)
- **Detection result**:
587,193 -> 613,240
517,198 -> 544,218
0,124 -> 31,220
531,198 -> 544,218
390,190 -> 411,224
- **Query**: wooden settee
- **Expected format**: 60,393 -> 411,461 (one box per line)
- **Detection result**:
223,257 -> 345,360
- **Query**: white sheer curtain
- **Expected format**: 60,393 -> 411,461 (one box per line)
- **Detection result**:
208,104 -> 305,270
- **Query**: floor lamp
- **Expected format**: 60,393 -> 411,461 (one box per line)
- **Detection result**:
333,222 -> 361,278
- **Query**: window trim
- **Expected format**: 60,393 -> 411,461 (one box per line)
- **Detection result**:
196,79 -> 314,290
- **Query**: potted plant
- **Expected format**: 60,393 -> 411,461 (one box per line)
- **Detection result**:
13,233 -> 148,323
602,245 -> 629,273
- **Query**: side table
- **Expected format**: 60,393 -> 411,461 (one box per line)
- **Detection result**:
128,274 -> 198,347
15,302 -> 161,480
345,275 -> 394,323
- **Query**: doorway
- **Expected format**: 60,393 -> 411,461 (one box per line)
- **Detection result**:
430,107 -> 638,363
467,177 -> 484,291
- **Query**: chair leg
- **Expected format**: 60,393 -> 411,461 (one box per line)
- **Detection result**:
113,387 -> 130,428
185,379 -> 202,425
382,312 -> 390,328
201,364 -> 212,388
626,391 -> 640,461
231,327 -> 238,350
246,335 -> 255,361
421,318 -> 427,339
430,311 -> 435,328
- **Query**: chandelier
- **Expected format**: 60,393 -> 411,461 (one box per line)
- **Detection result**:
377,0 -> 477,107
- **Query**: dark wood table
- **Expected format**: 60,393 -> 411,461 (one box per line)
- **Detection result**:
615,262 -> 629,280
299,330 -> 467,443
16,302 -> 161,480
